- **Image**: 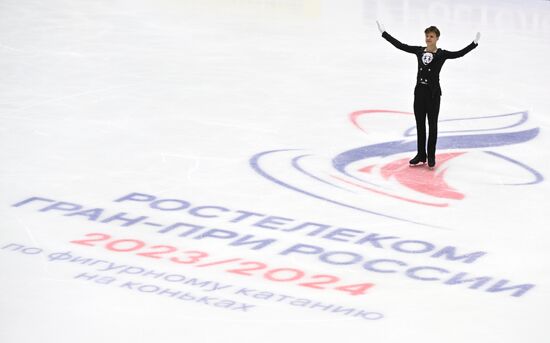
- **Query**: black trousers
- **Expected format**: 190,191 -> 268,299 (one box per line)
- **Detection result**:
413,84 -> 441,158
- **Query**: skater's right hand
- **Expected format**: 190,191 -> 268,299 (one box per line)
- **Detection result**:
376,20 -> 385,34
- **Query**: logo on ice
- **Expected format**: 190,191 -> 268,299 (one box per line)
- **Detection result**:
250,109 -> 543,226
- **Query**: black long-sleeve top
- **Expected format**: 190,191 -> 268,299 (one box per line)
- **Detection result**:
382,31 -> 477,96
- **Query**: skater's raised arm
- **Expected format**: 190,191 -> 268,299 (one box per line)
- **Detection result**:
377,21 -> 419,54
443,32 -> 481,59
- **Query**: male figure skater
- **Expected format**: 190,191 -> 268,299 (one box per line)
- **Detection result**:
376,21 -> 480,168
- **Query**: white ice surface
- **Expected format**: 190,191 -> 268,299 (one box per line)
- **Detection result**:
1,1 -> 550,342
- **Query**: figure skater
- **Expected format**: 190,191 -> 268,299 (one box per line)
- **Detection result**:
376,21 -> 480,168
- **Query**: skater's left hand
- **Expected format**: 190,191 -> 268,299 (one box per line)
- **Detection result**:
474,32 -> 481,44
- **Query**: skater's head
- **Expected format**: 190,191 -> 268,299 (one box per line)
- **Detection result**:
424,26 -> 440,47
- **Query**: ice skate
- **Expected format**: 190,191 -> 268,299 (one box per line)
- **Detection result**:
409,154 -> 427,166
428,156 -> 436,169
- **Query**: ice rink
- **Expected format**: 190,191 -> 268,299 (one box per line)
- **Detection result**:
1,0 -> 550,342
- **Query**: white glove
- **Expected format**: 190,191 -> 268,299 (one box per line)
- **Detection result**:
474,32 -> 481,44
376,20 -> 385,34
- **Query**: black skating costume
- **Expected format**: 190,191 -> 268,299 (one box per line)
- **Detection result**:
381,31 -> 478,167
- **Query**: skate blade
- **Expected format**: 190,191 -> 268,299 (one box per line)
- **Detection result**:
409,162 -> 426,167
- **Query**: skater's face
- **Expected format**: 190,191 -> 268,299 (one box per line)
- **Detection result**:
425,32 -> 439,46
